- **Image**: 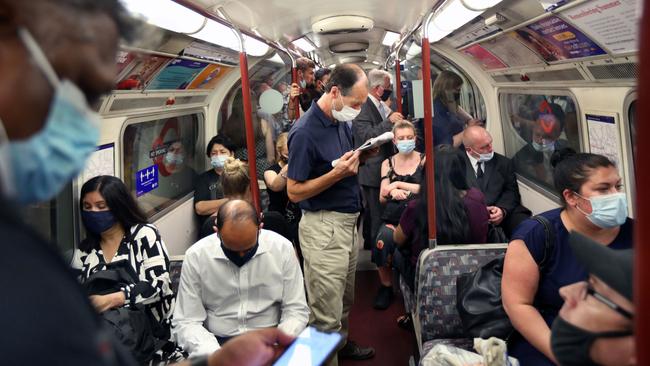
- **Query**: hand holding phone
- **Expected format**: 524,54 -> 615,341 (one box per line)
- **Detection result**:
273,326 -> 343,366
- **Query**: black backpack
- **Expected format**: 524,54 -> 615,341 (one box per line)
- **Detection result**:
455,215 -> 555,339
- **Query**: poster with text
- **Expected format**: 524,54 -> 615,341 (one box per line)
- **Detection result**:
562,0 -> 640,54
115,54 -> 171,90
480,34 -> 546,67
462,44 -> 508,70
116,51 -> 136,78
147,59 -> 209,90
186,64 -> 235,90
586,113 -> 623,175
514,15 -> 606,62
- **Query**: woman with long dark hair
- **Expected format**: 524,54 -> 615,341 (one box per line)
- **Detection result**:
431,70 -> 481,147
76,175 -> 179,363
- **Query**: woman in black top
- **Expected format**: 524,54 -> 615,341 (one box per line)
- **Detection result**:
264,132 -> 289,214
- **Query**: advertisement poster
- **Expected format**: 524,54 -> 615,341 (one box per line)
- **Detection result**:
116,54 -> 171,90
514,15 -> 606,62
462,44 -> 508,70
562,0 -> 640,54
480,34 -> 546,67
147,59 -> 209,90
586,113 -> 623,172
186,64 -> 235,90
80,143 -> 115,187
116,51 -> 136,77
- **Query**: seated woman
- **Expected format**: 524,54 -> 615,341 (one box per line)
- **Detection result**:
76,175 -> 180,363
502,148 -> 633,365
264,132 -> 301,244
392,147 -> 489,325
372,121 -> 424,310
432,70 -> 481,147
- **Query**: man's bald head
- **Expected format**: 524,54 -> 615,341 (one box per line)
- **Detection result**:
216,199 -> 260,254
463,126 -> 493,157
216,199 -> 259,231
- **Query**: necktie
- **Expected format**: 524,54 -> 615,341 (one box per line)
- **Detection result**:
477,161 -> 484,179
378,102 -> 387,119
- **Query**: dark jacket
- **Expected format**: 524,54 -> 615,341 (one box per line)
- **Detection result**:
352,97 -> 394,187
461,151 -> 522,215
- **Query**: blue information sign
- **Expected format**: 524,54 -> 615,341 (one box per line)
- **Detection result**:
136,165 -> 159,197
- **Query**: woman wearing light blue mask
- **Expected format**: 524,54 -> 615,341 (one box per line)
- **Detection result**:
502,148 -> 633,366
194,135 -> 236,232
371,121 -> 425,310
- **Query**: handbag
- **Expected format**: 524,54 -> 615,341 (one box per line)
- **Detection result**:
456,215 -> 555,339
486,224 -> 508,243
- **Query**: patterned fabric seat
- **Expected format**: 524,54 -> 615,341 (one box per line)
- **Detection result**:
399,274 -> 416,314
412,244 -> 507,359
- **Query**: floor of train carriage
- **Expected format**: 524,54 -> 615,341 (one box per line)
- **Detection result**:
340,248 -> 418,366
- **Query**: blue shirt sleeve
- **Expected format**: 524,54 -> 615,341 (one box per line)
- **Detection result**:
287,128 -> 313,182
511,217 -> 550,265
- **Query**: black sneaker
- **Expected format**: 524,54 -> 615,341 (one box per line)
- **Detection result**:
373,285 -> 393,310
339,340 -> 375,360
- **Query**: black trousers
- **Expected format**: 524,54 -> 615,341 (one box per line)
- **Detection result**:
361,185 -> 382,250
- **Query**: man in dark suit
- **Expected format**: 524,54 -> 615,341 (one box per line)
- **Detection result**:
352,69 -> 403,306
462,126 -> 531,238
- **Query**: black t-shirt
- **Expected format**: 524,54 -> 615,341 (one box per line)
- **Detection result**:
0,196 -> 136,366
266,163 -> 289,215
193,169 -> 224,226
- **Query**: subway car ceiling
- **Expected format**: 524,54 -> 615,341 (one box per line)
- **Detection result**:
55,0 -> 639,256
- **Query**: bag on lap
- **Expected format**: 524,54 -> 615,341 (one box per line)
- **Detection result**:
455,215 -> 555,339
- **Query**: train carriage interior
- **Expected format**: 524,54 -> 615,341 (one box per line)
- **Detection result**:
9,0 -> 648,365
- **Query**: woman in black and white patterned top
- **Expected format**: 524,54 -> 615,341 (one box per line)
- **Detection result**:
77,176 -> 175,342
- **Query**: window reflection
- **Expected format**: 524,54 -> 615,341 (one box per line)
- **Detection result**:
503,93 -> 580,193
123,113 -> 202,218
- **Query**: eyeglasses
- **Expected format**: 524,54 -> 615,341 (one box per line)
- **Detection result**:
586,284 -> 634,320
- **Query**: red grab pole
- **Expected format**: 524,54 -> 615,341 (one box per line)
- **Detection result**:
635,0 -> 650,361
239,53 -> 262,214
421,12 -> 437,247
292,67 -> 300,119
395,59 -> 403,115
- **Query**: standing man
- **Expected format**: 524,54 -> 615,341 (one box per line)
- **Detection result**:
352,69 -> 403,256
462,126 -> 531,238
287,64 -> 375,364
288,57 -> 316,119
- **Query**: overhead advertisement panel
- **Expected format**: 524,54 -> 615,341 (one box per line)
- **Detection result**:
462,44 -> 507,70
146,59 -> 209,90
186,64 -> 235,90
514,15 -> 606,62
447,17 -> 501,49
479,34 -> 546,67
116,53 -> 171,90
562,0 -> 640,54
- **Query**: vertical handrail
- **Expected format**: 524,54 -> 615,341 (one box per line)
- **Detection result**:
635,0 -> 649,361
421,12 -> 437,248
217,7 -> 261,215
291,56 -> 300,119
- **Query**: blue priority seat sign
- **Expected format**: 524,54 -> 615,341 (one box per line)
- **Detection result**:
136,165 -> 159,197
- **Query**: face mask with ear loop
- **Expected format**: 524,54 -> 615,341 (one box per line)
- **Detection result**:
0,28 -> 101,204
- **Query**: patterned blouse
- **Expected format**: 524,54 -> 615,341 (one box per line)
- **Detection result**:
77,224 -> 175,326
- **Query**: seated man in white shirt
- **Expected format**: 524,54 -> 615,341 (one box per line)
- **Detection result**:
172,199 -> 309,356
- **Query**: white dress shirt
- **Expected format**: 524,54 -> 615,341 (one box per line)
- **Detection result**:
466,151 -> 482,177
172,229 -> 309,356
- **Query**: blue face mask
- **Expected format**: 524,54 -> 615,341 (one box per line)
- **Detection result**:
532,139 -> 555,153
396,139 -> 416,154
576,192 -> 628,229
81,210 -> 117,235
165,152 -> 184,165
0,28 -> 100,204
211,155 -> 229,169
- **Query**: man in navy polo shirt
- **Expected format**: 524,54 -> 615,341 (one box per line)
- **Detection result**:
287,64 -> 375,364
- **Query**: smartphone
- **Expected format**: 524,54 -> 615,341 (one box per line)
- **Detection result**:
273,326 -> 343,366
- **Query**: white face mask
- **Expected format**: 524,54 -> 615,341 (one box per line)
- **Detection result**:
331,94 -> 361,122
470,148 -> 494,163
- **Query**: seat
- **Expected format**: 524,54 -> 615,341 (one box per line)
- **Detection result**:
412,244 -> 507,363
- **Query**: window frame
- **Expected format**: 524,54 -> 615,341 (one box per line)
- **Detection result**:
119,108 -> 205,222
622,90 -> 637,217
498,88 -> 583,201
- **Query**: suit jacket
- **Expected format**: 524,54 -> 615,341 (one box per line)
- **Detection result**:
352,98 -> 393,187
462,151 -> 521,214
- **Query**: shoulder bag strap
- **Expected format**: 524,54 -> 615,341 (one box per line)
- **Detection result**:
531,215 -> 556,271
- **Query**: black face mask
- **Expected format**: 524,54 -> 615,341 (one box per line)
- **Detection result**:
380,89 -> 393,101
220,241 -> 259,267
551,316 -> 632,366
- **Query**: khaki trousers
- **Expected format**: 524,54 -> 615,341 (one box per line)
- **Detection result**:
299,210 -> 359,366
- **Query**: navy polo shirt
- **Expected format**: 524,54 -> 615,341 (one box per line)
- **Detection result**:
287,100 -> 361,213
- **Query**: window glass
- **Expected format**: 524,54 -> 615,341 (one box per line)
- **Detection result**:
501,92 -> 580,193
21,184 -> 75,258
628,100 -> 637,169
123,113 -> 202,218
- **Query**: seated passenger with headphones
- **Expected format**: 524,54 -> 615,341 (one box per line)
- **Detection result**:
173,200 -> 309,356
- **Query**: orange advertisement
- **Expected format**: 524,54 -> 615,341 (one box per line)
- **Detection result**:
186,64 -> 234,90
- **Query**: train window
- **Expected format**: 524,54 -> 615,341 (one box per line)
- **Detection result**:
628,100 -> 637,168
21,184 -> 75,257
122,112 -> 203,219
501,92 -> 581,194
